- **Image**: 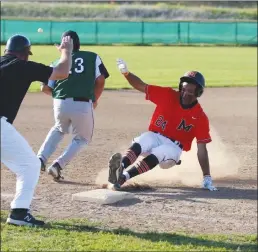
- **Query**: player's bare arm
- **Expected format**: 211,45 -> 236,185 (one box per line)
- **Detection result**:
197,143 -> 210,176
124,72 -> 147,93
116,58 -> 146,93
40,83 -> 53,96
49,36 -> 73,80
197,143 -> 218,191
94,75 -> 105,105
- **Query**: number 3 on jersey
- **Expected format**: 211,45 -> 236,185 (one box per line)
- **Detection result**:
69,58 -> 84,74
155,115 -> 167,131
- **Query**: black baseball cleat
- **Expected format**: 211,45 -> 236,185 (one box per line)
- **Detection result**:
6,209 -> 45,227
113,174 -> 126,191
47,162 -> 64,181
39,157 -> 46,172
108,153 -> 123,185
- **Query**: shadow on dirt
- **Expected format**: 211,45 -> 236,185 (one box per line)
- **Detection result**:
108,197 -> 144,207
116,179 -> 257,202
136,186 -> 257,201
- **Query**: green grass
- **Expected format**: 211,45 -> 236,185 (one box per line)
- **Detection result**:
1,211 -> 257,252
1,45 -> 256,91
1,2 -> 257,21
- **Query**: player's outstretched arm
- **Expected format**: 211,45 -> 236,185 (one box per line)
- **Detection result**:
49,36 -> 73,80
197,143 -> 218,191
197,143 -> 210,176
40,83 -> 53,96
117,58 -> 146,93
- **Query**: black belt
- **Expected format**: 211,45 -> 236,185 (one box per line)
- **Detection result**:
59,97 -> 90,102
73,97 -> 90,102
153,131 -> 183,149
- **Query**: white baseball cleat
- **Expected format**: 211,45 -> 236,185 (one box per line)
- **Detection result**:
47,162 -> 64,181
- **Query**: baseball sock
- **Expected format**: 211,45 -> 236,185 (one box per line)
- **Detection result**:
123,154 -> 159,180
122,143 -> 142,169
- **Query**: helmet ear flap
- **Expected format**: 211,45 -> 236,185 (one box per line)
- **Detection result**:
195,87 -> 204,97
178,82 -> 183,92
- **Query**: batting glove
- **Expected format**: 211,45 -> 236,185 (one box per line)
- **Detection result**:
202,175 -> 218,191
117,58 -> 129,76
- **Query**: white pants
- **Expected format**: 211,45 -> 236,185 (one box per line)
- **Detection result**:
37,98 -> 94,168
1,117 -> 40,209
133,131 -> 183,169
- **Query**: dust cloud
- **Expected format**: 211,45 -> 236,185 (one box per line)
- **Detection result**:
95,126 -> 240,187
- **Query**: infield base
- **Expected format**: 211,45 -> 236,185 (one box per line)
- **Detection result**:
72,189 -> 136,205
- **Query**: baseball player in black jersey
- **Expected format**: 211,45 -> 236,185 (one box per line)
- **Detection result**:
0,34 -> 73,226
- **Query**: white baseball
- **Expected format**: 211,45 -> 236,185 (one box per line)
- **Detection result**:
37,28 -> 43,33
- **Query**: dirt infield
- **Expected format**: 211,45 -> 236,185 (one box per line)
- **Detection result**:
1,88 -> 257,234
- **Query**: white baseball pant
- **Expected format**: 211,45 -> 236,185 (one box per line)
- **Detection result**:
133,131 -> 183,169
1,117 -> 40,209
37,98 -> 94,168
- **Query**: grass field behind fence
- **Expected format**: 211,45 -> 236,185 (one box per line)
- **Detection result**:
1,45 -> 256,91
1,211 -> 257,252
2,2 -> 257,20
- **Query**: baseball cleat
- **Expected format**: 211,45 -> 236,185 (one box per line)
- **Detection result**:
47,162 -> 64,181
106,182 -> 117,191
7,209 -> 45,227
39,157 -> 46,172
108,153 -> 123,185
113,174 -> 127,191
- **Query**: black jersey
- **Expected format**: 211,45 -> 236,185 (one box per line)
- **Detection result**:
0,54 -> 53,124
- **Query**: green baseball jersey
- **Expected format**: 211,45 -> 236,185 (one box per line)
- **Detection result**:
50,51 -> 99,101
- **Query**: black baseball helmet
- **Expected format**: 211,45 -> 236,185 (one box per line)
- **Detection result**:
5,34 -> 32,55
61,30 -> 80,52
179,71 -> 205,97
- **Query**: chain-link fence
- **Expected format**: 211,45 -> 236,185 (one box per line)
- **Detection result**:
1,20 -> 257,45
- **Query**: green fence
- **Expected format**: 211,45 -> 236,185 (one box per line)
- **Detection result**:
1,20 -> 257,45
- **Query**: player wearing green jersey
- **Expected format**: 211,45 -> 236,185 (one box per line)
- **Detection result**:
38,30 -> 109,181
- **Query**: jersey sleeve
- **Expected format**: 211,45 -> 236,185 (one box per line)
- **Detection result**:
25,61 -> 53,83
95,55 -> 109,79
145,85 -> 174,105
47,80 -> 56,89
195,113 -> 212,144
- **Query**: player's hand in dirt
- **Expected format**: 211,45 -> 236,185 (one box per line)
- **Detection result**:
202,175 -> 218,191
117,58 -> 129,75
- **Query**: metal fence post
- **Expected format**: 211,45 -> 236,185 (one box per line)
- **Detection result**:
49,20 -> 52,44
2,19 -> 5,43
177,22 -> 181,44
95,21 -> 98,45
141,21 -> 144,45
235,22 -> 238,45
187,22 -> 190,45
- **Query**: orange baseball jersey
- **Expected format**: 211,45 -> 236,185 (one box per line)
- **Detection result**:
145,85 -> 212,151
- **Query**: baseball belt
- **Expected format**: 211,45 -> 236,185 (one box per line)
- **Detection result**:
152,131 -> 183,150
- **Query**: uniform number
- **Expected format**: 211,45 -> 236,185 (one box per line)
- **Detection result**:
69,58 -> 85,74
155,115 -> 167,131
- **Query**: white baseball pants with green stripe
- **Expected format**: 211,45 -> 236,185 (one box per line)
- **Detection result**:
37,98 -> 94,169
